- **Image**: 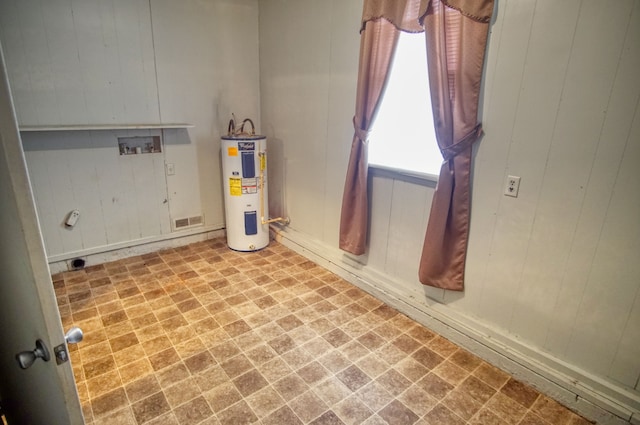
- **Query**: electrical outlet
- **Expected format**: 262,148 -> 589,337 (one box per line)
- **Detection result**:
166,163 -> 175,176
504,175 -> 521,197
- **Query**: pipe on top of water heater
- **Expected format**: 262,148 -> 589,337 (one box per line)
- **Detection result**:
227,114 -> 256,138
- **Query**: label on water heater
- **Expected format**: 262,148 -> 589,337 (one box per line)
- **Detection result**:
241,151 -> 256,178
227,147 -> 238,156
229,178 -> 242,196
238,142 -> 255,151
242,178 -> 258,194
244,211 -> 258,235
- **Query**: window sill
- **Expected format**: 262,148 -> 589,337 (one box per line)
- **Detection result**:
369,163 -> 439,187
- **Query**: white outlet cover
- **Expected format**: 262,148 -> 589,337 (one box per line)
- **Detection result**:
504,175 -> 521,197
166,163 -> 175,176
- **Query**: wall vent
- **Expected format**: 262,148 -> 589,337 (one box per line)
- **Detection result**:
173,215 -> 204,231
189,215 -> 203,226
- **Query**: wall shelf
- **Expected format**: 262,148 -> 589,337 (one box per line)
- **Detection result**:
19,123 -> 193,132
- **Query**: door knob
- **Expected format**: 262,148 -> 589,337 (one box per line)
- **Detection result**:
52,327 -> 84,365
16,339 -> 51,369
65,327 -> 83,344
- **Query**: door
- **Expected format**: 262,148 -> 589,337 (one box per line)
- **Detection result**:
0,44 -> 84,423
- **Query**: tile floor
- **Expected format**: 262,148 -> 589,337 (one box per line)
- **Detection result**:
53,238 -> 593,425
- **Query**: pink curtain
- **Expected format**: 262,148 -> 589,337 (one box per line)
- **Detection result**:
418,0 -> 494,290
339,0 -> 422,254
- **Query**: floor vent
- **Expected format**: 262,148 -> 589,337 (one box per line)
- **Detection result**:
173,215 -> 204,231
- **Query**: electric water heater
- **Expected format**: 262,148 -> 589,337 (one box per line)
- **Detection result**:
221,134 -> 269,251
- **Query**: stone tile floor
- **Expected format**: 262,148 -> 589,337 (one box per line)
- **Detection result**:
53,237 -> 593,424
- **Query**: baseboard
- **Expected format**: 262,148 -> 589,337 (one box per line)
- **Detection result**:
271,225 -> 638,425
48,226 -> 225,274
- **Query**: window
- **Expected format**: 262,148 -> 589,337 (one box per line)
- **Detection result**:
368,31 -> 441,178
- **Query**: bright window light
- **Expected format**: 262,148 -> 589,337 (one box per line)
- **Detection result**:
368,31 -> 442,177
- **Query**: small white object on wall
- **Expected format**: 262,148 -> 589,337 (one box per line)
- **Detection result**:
504,175 -> 521,198
65,210 -> 80,228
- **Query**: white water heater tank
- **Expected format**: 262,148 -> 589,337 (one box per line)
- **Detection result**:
221,135 -> 269,251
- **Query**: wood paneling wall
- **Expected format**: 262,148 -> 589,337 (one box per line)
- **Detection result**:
259,0 -> 640,418
0,0 -> 261,259
21,130 -> 172,259
0,0 -> 159,126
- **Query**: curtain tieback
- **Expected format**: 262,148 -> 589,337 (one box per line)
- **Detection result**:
440,124 -> 483,161
353,117 -> 371,143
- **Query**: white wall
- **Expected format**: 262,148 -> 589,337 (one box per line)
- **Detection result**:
151,0 -> 261,227
0,0 -> 261,259
259,0 -> 640,422
21,129 -> 172,260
